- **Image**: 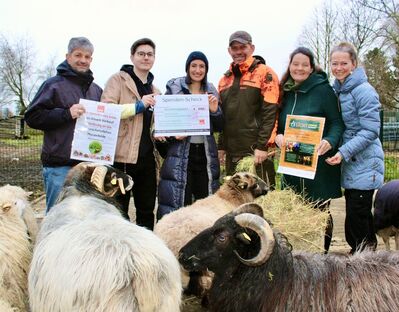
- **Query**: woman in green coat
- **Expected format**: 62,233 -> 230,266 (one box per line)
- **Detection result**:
275,47 -> 345,253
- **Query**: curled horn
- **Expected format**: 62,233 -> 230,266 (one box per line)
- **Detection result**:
90,166 -> 108,193
233,212 -> 275,266
117,178 -> 126,195
231,203 -> 264,218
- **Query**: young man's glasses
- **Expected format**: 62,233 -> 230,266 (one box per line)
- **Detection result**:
136,51 -> 155,58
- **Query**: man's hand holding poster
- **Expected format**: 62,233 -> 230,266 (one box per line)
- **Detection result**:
70,99 -> 122,165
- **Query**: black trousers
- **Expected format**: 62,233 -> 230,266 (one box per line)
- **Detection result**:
113,155 -> 156,230
314,200 -> 333,254
184,144 -> 209,206
344,189 -> 377,253
226,154 -> 276,190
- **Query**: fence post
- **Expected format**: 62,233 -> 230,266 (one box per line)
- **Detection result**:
14,116 -> 26,139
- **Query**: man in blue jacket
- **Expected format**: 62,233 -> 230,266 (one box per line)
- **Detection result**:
25,37 -> 102,212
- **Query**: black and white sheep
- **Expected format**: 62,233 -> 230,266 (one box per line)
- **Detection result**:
154,172 -> 268,294
29,162 -> 182,312
0,184 -> 38,312
374,179 -> 399,250
179,203 -> 399,312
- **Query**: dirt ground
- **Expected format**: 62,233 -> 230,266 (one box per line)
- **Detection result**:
30,196 -> 393,312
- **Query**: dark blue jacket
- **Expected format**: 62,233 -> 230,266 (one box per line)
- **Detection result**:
374,180 -> 399,230
25,61 -> 102,167
157,77 -> 223,219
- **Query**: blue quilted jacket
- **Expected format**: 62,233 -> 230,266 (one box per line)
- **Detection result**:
333,67 -> 384,190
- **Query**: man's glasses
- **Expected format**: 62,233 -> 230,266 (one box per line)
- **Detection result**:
136,51 -> 155,58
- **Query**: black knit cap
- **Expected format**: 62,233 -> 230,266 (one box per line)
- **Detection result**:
185,51 -> 209,73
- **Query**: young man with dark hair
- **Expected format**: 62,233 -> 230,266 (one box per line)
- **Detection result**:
101,38 -> 159,230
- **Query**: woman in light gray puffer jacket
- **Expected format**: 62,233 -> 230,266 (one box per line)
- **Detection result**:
327,42 -> 384,254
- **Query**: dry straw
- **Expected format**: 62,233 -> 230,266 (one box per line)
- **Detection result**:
236,156 -> 329,252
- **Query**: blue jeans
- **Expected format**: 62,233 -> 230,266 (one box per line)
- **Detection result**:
43,166 -> 71,214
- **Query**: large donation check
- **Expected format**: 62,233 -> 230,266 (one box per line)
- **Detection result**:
153,94 -> 210,137
277,115 -> 325,180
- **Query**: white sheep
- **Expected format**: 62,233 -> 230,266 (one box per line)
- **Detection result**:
29,163 -> 182,312
154,172 -> 268,295
0,184 -> 38,312
0,298 -> 17,312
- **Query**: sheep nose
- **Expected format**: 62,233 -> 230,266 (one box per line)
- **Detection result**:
178,251 -> 198,270
178,252 -> 187,264
261,187 -> 268,195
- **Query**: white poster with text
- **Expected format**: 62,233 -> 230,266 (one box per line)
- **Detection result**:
70,99 -> 122,165
153,94 -> 210,137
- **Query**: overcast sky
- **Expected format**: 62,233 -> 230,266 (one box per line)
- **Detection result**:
1,0 -> 322,92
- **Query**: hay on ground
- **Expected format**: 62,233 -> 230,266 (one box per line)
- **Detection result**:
236,155 -> 329,252
236,156 -> 257,174
256,189 -> 329,252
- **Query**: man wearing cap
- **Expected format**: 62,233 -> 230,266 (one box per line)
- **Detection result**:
25,37 -> 102,212
218,30 -> 279,188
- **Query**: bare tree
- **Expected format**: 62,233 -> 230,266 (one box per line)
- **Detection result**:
299,0 -> 382,75
0,34 -> 38,116
358,0 -> 399,49
37,54 -> 57,82
340,0 -> 382,55
0,82 -> 12,107
298,1 -> 339,74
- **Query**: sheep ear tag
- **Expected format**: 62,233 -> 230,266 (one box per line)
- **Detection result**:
238,182 -> 248,190
224,175 -> 232,182
236,232 -> 252,245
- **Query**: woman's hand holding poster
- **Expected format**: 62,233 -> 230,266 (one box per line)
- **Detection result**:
277,115 -> 325,180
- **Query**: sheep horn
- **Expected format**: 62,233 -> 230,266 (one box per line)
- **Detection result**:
90,166 -> 108,193
231,203 -> 264,218
233,213 -> 275,266
118,177 -> 126,195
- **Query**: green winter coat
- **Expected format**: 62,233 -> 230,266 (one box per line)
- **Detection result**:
277,71 -> 345,202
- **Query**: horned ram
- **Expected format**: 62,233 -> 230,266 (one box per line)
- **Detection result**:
29,162 -> 182,312
154,172 -> 268,296
179,203 -> 399,312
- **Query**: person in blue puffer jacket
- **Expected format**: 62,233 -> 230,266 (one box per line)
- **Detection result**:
156,51 -> 224,220
326,42 -> 384,254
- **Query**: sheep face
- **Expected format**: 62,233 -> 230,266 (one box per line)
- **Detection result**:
226,172 -> 268,198
179,218 -> 256,274
179,203 -> 274,274
63,162 -> 133,197
0,185 -> 31,219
